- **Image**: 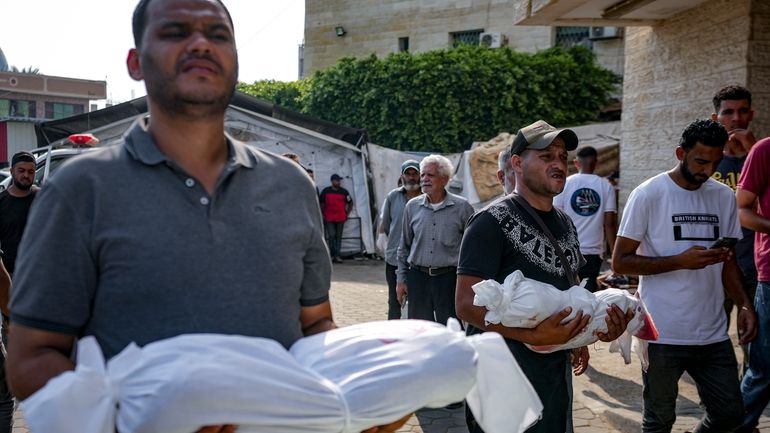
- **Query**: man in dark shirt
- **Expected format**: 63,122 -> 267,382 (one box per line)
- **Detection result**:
456,120 -> 631,433
0,151 -> 38,275
711,85 -> 758,373
0,150 -> 36,433
319,174 -> 353,263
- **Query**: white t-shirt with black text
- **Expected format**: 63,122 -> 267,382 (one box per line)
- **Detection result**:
554,173 -> 616,255
618,173 -> 741,345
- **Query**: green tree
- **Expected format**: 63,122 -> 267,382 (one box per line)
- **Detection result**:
10,66 -> 40,74
240,45 -> 619,153
236,79 -> 307,113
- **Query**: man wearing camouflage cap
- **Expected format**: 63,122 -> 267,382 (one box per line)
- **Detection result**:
456,120 -> 632,433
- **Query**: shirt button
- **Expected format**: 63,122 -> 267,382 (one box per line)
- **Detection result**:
185,178 -> 195,187
200,197 -> 210,206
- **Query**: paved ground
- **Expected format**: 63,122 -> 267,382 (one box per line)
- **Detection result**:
11,257 -> 770,432
329,258 -> 770,433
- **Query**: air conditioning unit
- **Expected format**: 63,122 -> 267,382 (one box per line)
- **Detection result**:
479,32 -> 507,48
589,26 -> 622,40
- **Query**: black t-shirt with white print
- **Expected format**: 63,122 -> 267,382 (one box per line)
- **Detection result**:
458,196 -> 584,433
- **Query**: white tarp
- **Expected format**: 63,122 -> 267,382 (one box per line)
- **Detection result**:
365,144 -> 461,224
226,107 -> 374,255
72,107 -> 376,256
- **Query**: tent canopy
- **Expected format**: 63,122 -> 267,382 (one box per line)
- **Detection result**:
34,92 -> 375,255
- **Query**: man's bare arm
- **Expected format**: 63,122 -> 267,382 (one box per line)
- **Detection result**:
300,301 -> 336,336
722,255 -> 758,344
6,324 -> 76,400
612,236 -> 728,275
603,212 -> 617,255
737,188 -> 770,234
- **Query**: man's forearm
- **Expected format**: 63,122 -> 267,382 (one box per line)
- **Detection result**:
7,344 -> 74,399
604,213 -> 617,254
723,258 -> 752,308
739,208 -> 770,234
612,252 -> 683,276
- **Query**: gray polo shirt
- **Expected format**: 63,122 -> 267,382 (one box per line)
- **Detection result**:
396,191 -> 474,282
380,187 -> 410,266
9,119 -> 331,359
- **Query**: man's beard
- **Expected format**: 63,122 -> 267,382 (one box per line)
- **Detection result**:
403,182 -> 419,192
12,178 -> 32,191
142,53 -> 237,118
680,161 -> 708,186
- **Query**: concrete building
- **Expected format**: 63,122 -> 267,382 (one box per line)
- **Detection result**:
513,0 -> 770,203
302,0 -> 625,80
0,65 -> 106,164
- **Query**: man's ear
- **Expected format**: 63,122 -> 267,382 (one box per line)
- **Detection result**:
675,146 -> 686,162
126,49 -> 143,81
711,112 -> 718,122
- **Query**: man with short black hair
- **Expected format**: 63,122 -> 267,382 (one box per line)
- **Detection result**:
0,150 -> 38,433
613,119 -> 757,433
5,2 -> 408,433
457,120 -> 631,433
378,159 -> 421,319
711,86 -> 759,363
319,173 -> 353,263
554,146 -> 616,292
0,151 -> 38,276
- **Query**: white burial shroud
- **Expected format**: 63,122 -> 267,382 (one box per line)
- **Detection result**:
472,270 -> 658,359
22,318 -> 542,433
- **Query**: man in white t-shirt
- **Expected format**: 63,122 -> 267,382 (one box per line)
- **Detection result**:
554,146 -> 616,292
613,119 -> 758,433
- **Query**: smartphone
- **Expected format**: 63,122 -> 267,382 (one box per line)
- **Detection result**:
710,237 -> 738,249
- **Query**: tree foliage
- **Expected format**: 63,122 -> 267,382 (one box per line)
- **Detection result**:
236,79 -> 307,113
239,45 -> 619,153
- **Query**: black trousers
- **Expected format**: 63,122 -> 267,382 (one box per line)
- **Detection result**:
579,254 -> 603,292
406,267 -> 457,325
385,263 -> 401,320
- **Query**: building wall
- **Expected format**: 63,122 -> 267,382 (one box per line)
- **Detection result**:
748,0 -> 770,136
303,0 -> 553,77
620,0 -> 755,204
6,122 -> 37,157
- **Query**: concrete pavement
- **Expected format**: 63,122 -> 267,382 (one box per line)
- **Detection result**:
329,258 -> 770,433
10,257 -> 770,432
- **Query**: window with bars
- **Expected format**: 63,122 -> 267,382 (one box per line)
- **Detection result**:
555,27 -> 591,48
450,29 -> 483,47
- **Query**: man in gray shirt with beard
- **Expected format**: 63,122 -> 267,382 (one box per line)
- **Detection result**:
378,159 -> 421,319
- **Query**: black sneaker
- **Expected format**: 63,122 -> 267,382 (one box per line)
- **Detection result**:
444,402 -> 464,410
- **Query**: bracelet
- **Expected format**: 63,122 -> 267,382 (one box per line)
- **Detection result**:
740,306 -> 750,311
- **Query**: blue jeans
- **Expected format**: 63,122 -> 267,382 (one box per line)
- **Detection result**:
737,281 -> 770,432
642,340 -> 743,433
324,221 -> 344,258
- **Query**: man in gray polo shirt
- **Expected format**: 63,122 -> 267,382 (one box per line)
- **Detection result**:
396,155 -> 474,325
4,2 -> 409,433
377,159 -> 421,319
